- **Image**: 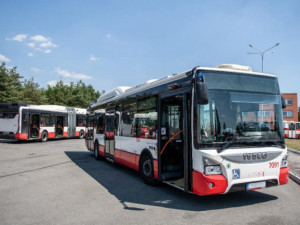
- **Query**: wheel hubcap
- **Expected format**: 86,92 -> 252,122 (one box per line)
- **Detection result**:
143,159 -> 152,177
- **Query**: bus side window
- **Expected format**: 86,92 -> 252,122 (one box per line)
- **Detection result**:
97,116 -> 105,134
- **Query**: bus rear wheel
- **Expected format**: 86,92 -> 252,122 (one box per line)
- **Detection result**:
94,142 -> 101,160
140,153 -> 157,186
41,131 -> 48,142
79,130 -> 84,139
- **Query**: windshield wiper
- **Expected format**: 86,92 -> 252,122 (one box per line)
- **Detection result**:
217,136 -> 239,153
260,140 -> 286,149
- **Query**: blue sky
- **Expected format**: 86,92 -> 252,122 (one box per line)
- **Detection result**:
0,0 -> 300,102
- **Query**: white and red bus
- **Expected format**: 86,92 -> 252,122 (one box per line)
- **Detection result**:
0,103 -> 86,142
284,121 -> 300,139
86,64 -> 288,195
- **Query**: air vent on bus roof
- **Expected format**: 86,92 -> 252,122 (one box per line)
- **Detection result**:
216,64 -> 252,72
125,79 -> 158,93
97,86 -> 131,103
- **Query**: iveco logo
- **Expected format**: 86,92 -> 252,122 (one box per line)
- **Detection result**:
243,152 -> 267,160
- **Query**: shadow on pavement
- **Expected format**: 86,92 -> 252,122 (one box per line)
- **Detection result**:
65,151 -> 278,212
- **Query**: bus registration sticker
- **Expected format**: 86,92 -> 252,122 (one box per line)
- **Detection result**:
246,181 -> 266,191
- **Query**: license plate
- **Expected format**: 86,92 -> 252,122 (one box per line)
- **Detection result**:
246,181 -> 266,190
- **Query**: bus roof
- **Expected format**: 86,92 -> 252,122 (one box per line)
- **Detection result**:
91,65 -> 277,109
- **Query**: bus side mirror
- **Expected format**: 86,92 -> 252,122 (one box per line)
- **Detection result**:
196,82 -> 208,105
281,95 -> 286,109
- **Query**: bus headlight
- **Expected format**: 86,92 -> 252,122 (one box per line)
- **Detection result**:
204,165 -> 222,175
280,155 -> 288,168
203,157 -> 222,175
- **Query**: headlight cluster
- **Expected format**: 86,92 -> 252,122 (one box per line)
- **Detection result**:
280,155 -> 288,168
203,157 -> 222,175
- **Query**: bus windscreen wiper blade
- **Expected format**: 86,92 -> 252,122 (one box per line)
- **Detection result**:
217,136 -> 239,153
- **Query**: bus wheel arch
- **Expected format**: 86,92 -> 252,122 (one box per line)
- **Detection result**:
139,149 -> 157,185
41,130 -> 48,142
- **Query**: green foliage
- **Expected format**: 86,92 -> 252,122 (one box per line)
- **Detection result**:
44,80 -> 101,108
0,62 -> 23,102
0,63 -> 102,108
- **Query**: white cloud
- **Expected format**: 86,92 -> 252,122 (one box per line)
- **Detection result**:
30,35 -> 48,42
44,49 -> 51,54
106,34 -> 112,38
30,67 -> 40,73
40,41 -> 58,48
28,52 -> 34,57
47,80 -> 58,86
55,67 -> 92,80
90,55 -> 100,61
12,34 -> 27,42
27,42 -> 35,48
0,54 -> 10,62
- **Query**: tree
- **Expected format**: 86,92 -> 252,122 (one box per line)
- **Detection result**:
19,78 -> 47,105
0,62 -> 23,102
44,80 -> 101,108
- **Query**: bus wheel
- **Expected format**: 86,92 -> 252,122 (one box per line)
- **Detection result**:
140,153 -> 157,186
41,131 -> 48,142
79,130 -> 84,139
94,142 -> 101,160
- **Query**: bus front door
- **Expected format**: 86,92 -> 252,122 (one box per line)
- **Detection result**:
105,113 -> 115,160
30,114 -> 40,139
158,92 -> 190,192
56,116 -> 64,137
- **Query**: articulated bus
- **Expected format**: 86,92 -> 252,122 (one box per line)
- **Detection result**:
0,103 -> 86,142
85,64 -> 288,195
284,121 -> 300,139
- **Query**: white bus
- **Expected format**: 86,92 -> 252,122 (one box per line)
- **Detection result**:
0,103 -> 86,142
86,64 -> 288,195
284,121 -> 300,139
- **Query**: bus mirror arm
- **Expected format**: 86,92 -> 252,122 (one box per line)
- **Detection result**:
281,94 -> 286,109
196,82 -> 209,105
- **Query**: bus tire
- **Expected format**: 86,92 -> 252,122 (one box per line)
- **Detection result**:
140,152 -> 157,186
41,131 -> 48,142
94,142 -> 101,160
79,130 -> 84,139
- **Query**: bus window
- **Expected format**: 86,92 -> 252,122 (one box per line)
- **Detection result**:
97,116 -> 105,134
41,113 -> 55,127
121,101 -> 136,137
135,97 -> 157,139
77,115 -> 86,127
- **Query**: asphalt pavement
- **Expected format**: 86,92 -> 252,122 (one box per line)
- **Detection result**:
0,139 -> 300,225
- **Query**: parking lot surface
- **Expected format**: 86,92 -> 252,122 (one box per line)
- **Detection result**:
0,139 -> 300,225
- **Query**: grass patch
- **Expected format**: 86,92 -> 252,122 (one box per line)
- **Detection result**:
285,139 -> 300,151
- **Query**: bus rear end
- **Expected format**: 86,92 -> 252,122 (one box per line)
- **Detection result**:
0,103 -> 25,139
192,67 -> 288,195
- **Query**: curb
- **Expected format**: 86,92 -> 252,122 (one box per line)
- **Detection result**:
289,172 -> 300,185
288,148 -> 300,155
287,149 -> 300,185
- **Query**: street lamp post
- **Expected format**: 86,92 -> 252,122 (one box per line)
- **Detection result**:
247,43 -> 280,72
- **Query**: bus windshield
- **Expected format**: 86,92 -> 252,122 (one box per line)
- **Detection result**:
196,71 -> 284,149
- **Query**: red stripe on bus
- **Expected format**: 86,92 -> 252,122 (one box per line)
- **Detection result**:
284,128 -> 289,130
114,149 -> 139,171
63,132 -> 68,137
284,134 -> 289,138
99,144 -> 105,157
192,170 -> 227,195
279,167 -> 289,185
75,131 -> 80,136
14,133 -> 28,140
153,159 -> 158,179
48,132 -> 55,138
